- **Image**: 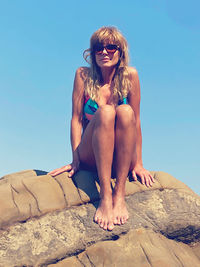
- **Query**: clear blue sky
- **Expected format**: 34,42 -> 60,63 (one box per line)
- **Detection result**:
0,0 -> 199,194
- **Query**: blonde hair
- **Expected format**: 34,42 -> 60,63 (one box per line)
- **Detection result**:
83,26 -> 131,102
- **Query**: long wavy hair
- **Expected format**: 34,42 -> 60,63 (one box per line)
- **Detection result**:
83,26 -> 131,102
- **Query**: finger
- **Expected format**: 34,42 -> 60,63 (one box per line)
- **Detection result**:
132,171 -> 137,181
140,175 -> 145,185
62,164 -> 73,171
146,173 -> 154,186
49,165 -> 72,177
149,173 -> 153,186
150,174 -> 155,183
144,175 -> 150,187
68,168 -> 75,178
48,168 -> 60,175
68,164 -> 79,177
145,171 -> 155,183
149,177 -> 153,187
49,170 -> 64,177
48,169 -> 62,177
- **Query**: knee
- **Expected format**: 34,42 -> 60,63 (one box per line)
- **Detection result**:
116,104 -> 136,127
96,105 -> 116,125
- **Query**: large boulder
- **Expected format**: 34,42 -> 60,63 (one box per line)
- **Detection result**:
0,170 -> 199,266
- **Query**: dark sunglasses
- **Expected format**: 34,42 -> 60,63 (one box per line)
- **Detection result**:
94,44 -> 120,55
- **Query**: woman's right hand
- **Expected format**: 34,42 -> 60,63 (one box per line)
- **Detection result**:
48,160 -> 80,178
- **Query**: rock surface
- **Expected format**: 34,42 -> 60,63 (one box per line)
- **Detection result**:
0,170 -> 199,266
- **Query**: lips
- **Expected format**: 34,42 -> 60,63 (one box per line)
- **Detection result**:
101,58 -> 110,61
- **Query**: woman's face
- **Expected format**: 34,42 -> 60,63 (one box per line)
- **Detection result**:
94,43 -> 120,69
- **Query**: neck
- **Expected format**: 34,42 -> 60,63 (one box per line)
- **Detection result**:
100,67 -> 116,84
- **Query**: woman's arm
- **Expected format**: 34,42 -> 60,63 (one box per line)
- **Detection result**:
49,67 -> 86,177
69,67 -> 86,175
128,67 -> 155,186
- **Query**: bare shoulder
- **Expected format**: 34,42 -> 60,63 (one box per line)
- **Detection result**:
76,66 -> 90,81
127,66 -> 140,95
73,67 -> 89,96
127,66 -> 139,80
127,67 -> 141,108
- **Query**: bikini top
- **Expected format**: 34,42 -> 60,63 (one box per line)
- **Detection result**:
83,95 -> 128,122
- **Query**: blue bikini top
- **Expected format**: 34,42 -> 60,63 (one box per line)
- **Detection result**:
83,96 -> 128,121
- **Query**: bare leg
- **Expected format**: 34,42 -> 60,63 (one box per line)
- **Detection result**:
78,105 -> 116,230
112,105 -> 136,225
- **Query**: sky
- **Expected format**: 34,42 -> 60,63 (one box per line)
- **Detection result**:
0,0 -> 199,194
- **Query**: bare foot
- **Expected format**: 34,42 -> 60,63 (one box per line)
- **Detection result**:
113,194 -> 129,225
94,197 -> 114,231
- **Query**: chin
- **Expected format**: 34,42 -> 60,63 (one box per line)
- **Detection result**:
97,62 -> 116,68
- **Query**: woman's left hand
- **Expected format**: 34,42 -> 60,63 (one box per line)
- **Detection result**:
131,164 -> 155,187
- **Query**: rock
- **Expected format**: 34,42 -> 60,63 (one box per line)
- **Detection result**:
50,228 -> 200,267
0,170 -> 199,266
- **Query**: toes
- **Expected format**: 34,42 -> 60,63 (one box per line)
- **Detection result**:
114,215 -> 121,225
99,220 -> 105,229
121,215 -> 128,224
113,217 -> 118,225
97,219 -> 114,231
121,217 -> 125,225
125,215 -> 129,222
114,213 -> 129,225
107,222 -> 114,231
99,219 -> 103,228
102,220 -> 114,231
94,215 -> 98,223
116,216 -> 121,225
103,221 -> 108,230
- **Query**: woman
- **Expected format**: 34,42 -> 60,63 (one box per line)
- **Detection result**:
49,26 -> 155,231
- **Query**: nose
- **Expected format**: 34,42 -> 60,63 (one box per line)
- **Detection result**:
102,48 -> 108,54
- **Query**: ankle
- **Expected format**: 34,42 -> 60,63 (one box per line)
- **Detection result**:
100,189 -> 112,200
113,186 -> 125,199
